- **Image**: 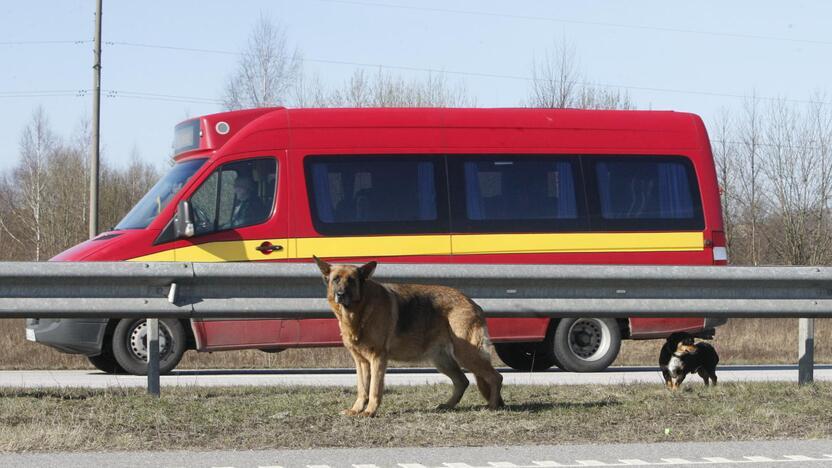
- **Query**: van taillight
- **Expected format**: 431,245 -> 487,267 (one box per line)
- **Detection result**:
710,230 -> 728,265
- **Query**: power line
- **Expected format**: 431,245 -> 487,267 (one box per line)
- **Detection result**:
0,88 -> 220,104
6,3 -> 829,49
105,41 -> 237,56
0,90 -> 88,98
102,89 -> 222,104
313,0 -> 832,47
106,40 -> 830,107
3,39 -> 829,108
0,40 -> 91,46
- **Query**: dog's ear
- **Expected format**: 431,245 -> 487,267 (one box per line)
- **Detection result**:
358,260 -> 377,281
313,255 -> 331,280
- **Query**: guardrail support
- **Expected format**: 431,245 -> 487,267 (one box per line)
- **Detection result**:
798,318 -> 814,385
147,318 -> 160,396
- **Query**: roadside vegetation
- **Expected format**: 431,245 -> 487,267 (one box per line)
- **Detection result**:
0,382 -> 830,452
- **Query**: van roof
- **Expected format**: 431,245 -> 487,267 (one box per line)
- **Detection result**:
176,107 -> 707,161
192,107 -> 699,130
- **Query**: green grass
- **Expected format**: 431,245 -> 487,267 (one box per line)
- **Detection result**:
1,382 -> 831,452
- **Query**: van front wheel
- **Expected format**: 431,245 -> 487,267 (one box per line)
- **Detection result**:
87,346 -> 125,374
552,318 -> 621,372
111,319 -> 187,375
494,342 -> 559,371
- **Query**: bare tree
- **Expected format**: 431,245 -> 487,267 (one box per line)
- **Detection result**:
298,69 -> 476,108
0,111 -> 162,261
3,107 -> 57,261
293,71 -> 330,108
529,41 -> 581,108
100,148 -> 160,231
807,92 -> 832,262
223,15 -> 302,110
527,40 -> 633,110
735,95 -> 765,265
710,109 -> 738,252
761,97 -> 832,265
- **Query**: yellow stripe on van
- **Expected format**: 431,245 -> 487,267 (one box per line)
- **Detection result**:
130,238 -> 290,262
126,250 -> 175,262
295,234 -> 451,259
127,232 -> 703,262
451,232 -> 704,255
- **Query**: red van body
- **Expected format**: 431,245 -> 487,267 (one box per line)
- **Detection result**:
31,107 -> 727,374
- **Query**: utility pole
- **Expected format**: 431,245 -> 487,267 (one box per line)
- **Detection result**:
89,0 -> 102,239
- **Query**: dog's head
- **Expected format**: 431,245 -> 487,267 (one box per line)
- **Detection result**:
665,332 -> 694,349
313,256 -> 377,308
674,335 -> 697,355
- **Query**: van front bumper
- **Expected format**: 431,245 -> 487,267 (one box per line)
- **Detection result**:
25,318 -> 107,356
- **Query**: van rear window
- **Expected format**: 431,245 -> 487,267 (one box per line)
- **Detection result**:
587,156 -> 704,231
305,156 -> 449,235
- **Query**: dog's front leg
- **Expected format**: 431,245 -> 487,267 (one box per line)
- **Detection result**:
343,353 -> 370,416
362,355 -> 388,417
660,368 -> 671,388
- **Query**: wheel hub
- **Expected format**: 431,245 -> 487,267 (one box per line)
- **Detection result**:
568,319 -> 607,360
129,321 -> 170,361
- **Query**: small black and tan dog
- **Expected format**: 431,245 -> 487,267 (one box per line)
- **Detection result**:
659,332 -> 719,390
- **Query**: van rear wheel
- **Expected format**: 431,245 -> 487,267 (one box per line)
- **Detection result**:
552,318 -> 621,372
111,319 -> 187,375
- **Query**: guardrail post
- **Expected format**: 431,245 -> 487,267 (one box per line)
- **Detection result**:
798,318 -> 814,385
147,318 -> 160,396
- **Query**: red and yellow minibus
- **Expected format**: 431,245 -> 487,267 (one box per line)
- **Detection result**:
26,107 -> 728,375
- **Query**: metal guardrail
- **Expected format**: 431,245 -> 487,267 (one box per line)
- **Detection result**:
4,262 -> 832,318
1,262 -> 828,394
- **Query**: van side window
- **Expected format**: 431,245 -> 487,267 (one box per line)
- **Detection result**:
449,156 -> 587,233
587,156 -> 703,230
189,158 -> 277,235
305,156 -> 449,235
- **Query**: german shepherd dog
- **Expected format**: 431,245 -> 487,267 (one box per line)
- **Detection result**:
314,256 -> 504,417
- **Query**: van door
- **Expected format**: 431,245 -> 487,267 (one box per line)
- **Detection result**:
172,154 -> 297,350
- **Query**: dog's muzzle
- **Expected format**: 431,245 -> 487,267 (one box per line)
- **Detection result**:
335,291 -> 351,307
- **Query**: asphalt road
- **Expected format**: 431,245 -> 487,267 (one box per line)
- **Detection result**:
0,364 -> 829,388
1,440 -> 831,468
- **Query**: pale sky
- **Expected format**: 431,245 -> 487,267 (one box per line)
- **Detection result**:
1,0 -> 830,172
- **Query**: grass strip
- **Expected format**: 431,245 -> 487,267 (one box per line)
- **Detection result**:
1,382 -> 831,452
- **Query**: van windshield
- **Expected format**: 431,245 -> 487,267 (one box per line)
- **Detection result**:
115,158 -> 207,230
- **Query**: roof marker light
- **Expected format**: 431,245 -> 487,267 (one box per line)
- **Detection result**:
215,121 -> 230,135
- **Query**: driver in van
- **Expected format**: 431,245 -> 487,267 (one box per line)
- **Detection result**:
230,176 -> 266,227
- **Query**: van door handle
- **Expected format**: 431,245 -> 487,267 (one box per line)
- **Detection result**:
255,242 -> 283,254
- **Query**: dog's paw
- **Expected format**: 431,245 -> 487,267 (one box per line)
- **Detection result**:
341,409 -> 360,416
488,400 -> 506,410
358,410 -> 377,418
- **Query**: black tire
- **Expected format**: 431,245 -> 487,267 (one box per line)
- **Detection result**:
552,318 -> 621,372
494,342 -> 559,371
87,348 -> 126,374
111,319 -> 187,375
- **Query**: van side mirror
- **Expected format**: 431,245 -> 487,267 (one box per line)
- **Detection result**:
173,200 -> 194,239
